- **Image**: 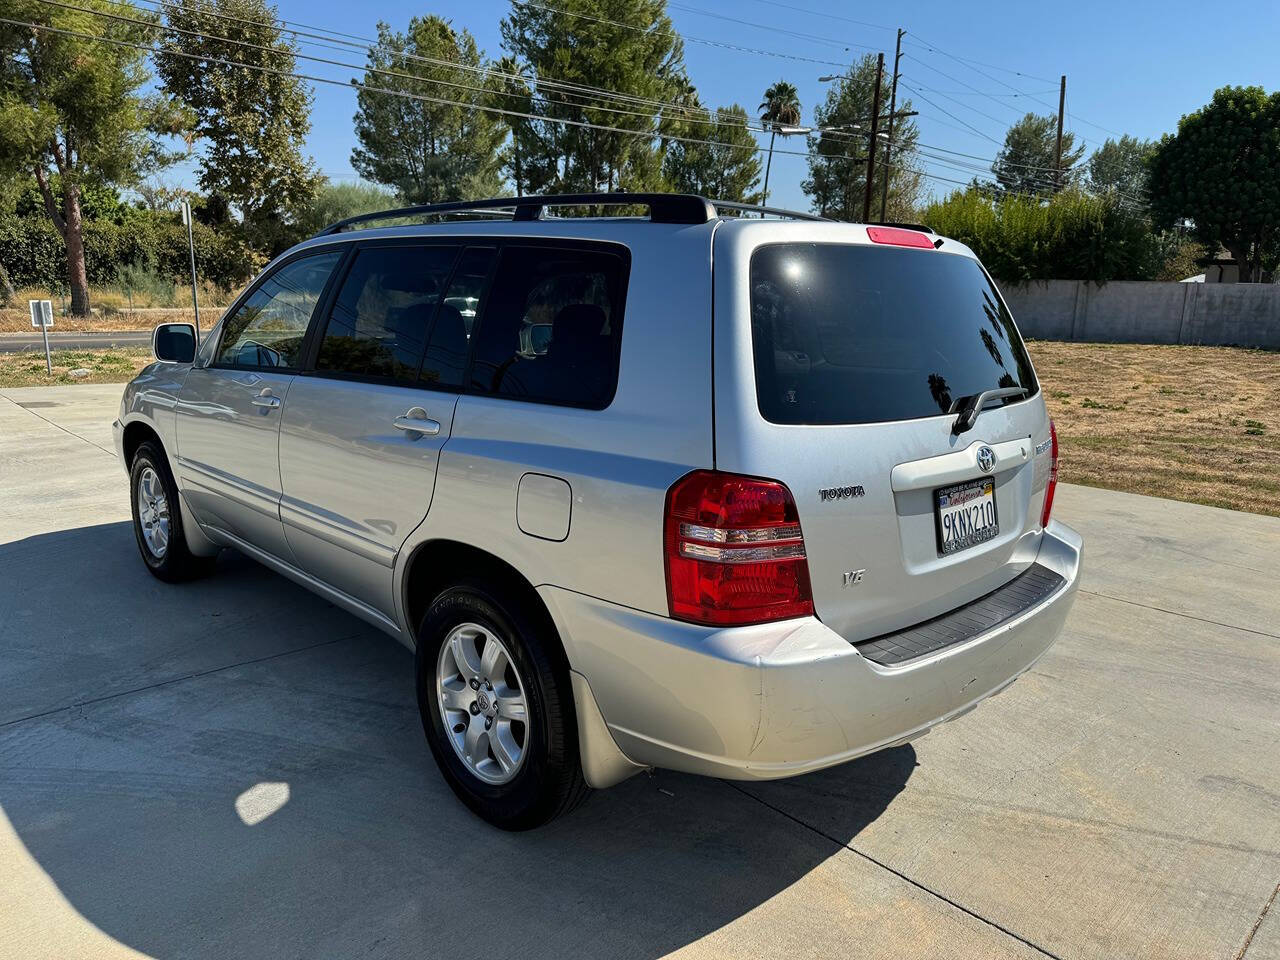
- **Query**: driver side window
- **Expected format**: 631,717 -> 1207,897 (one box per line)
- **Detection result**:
215,251 -> 343,369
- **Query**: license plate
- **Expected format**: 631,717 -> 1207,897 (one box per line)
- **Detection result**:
935,478 -> 999,556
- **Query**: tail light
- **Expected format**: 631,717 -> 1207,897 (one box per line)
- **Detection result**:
664,470 -> 814,626
1040,420 -> 1059,528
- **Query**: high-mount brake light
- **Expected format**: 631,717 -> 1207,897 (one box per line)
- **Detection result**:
1040,420 -> 1059,528
664,470 -> 815,626
866,226 -> 935,249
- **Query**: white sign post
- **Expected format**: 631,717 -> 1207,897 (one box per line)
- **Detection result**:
29,299 -> 53,374
180,201 -> 201,344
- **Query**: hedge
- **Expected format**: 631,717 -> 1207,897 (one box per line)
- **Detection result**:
921,188 -> 1165,283
0,214 -> 262,290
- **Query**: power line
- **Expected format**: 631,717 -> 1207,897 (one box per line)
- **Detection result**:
899,81 -> 1003,145
900,69 -> 1020,127
738,0 -> 897,33
510,0 -> 853,68
902,35 -> 1056,85
901,55 -> 1042,117
37,0 -> 896,159
3,15 -> 869,168
664,1 -> 881,54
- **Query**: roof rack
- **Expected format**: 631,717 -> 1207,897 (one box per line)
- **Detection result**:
711,200 -> 831,222
317,193 -> 718,235
315,192 -> 844,236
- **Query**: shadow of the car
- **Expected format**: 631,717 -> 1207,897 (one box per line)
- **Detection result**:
0,521 -> 916,959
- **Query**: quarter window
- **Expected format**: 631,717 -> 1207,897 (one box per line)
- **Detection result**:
316,245 -> 460,382
468,245 -> 628,409
215,251 -> 341,369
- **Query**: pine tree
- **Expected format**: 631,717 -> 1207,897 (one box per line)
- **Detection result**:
499,0 -> 688,193
351,17 -> 506,205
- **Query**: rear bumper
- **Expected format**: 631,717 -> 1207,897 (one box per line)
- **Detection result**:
542,520 -> 1081,786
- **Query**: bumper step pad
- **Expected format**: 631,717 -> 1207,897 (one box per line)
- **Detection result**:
854,563 -> 1066,666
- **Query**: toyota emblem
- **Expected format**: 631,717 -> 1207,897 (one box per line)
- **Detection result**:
976,446 -> 996,473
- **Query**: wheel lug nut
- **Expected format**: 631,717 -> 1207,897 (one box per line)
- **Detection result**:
469,678 -> 480,689
469,702 -> 479,715
484,718 -> 492,730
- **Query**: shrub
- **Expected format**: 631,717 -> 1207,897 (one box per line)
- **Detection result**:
0,213 -> 262,292
922,188 -> 1165,283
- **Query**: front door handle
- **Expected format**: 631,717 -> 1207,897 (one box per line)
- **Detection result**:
393,407 -> 441,437
251,388 -> 281,409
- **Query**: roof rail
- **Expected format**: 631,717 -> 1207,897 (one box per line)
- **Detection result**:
317,193 -> 719,235
711,200 -> 832,222
870,221 -> 935,234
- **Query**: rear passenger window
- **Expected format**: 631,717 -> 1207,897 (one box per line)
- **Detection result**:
468,245 -> 628,409
420,247 -> 494,388
316,245 -> 460,382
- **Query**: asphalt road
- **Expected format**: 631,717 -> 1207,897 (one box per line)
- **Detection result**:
1,383 -> 1278,960
0,331 -> 153,353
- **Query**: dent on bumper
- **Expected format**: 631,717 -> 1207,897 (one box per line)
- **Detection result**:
542,521 -> 1082,783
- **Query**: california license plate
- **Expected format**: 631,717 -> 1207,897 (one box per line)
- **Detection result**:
935,478 -> 999,556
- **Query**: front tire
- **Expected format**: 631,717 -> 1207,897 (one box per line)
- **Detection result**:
129,441 -> 216,582
415,580 -> 589,830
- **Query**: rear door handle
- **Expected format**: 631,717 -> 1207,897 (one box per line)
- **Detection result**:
251,388 -> 281,409
393,407 -> 441,437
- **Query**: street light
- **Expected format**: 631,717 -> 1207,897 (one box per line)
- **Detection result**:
762,124 -> 812,207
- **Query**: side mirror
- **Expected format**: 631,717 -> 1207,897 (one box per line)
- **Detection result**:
153,322 -> 196,364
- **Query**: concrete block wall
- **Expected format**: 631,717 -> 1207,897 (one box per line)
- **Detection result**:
997,279 -> 1280,349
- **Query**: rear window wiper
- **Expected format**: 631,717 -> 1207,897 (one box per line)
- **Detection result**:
950,386 -> 1029,434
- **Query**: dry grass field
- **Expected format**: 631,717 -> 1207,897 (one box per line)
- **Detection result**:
1032,341 -> 1280,517
0,307 -> 225,334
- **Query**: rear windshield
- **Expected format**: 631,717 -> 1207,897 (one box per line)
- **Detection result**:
749,243 -> 1038,425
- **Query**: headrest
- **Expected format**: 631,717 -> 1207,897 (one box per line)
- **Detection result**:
553,303 -> 606,338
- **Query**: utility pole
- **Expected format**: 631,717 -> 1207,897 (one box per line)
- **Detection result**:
861,52 -> 884,223
878,29 -> 905,222
1054,74 -> 1066,193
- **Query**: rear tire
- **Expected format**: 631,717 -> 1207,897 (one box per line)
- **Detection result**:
129,441 -> 217,583
415,579 -> 589,830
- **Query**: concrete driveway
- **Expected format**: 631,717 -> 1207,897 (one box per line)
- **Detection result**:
1,383 -> 1277,960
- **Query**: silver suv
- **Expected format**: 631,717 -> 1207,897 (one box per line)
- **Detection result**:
115,193 -> 1082,830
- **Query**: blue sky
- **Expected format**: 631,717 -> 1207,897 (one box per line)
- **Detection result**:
166,0 -> 1280,212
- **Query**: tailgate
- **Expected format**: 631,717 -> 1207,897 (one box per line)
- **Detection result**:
711,222 -> 1055,643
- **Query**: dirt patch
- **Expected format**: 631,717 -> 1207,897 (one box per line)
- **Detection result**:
0,348 -> 155,387
1032,341 -> 1280,517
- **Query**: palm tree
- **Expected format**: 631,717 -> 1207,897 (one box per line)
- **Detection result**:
758,80 -> 802,205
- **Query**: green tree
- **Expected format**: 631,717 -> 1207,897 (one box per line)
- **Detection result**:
1148,85 -> 1280,282
500,0 -> 688,194
1087,135 -> 1155,205
293,180 -> 398,237
758,80 -> 801,205
491,56 -> 542,197
351,17 -> 506,205
801,55 -> 922,221
154,0 -> 321,251
661,104 -> 762,202
989,113 -> 1084,197
0,0 -> 181,313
